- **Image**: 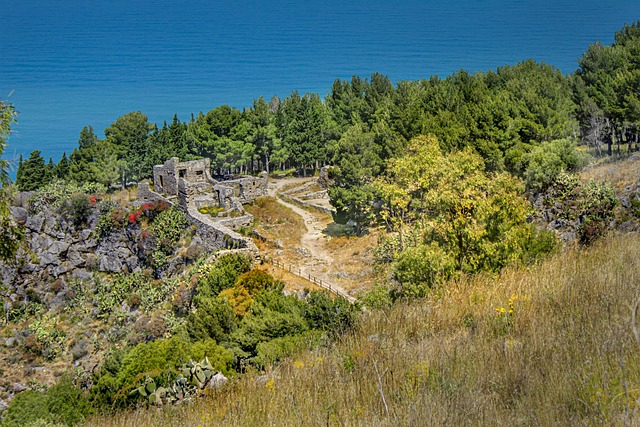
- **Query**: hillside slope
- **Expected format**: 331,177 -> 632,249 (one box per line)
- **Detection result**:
90,230 -> 640,426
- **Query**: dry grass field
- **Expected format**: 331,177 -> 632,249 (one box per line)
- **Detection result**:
89,230 -> 640,426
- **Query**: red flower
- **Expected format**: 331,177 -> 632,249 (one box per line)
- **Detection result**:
141,230 -> 148,238
142,203 -> 153,210
128,213 -> 137,223
90,196 -> 97,204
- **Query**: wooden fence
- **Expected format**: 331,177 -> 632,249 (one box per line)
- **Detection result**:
268,258 -> 356,303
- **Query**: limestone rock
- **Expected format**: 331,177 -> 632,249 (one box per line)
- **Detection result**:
10,207 -> 28,225
25,213 -> 45,233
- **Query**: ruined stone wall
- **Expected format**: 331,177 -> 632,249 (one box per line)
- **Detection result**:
186,208 -> 259,260
216,172 -> 268,204
137,182 -> 173,206
154,157 -> 212,196
177,178 -> 216,211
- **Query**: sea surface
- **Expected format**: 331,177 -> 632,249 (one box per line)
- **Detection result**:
1,0 -> 639,177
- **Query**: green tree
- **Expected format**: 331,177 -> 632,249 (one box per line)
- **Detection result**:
375,135 -> 532,275
16,150 -> 51,191
55,151 -> 70,179
104,111 -> 153,186
327,123 -> 381,233
0,100 -> 23,262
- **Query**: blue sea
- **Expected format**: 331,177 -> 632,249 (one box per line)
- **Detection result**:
1,0 -> 639,177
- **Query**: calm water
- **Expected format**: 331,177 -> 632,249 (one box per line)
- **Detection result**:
1,0 -> 639,175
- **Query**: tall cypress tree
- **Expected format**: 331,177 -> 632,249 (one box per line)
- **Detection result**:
16,150 -> 50,191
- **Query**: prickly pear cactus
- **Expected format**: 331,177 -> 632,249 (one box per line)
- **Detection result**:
130,357 -> 226,406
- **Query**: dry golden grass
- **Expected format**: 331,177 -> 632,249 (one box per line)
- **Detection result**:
245,196 -> 305,249
581,153 -> 640,191
323,228 -> 380,293
109,186 -> 138,205
89,230 -> 640,426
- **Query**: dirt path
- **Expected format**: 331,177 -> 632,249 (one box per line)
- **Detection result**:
267,178 -> 356,302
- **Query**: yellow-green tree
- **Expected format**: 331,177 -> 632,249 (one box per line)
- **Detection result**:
375,135 -> 532,277
0,100 -> 23,261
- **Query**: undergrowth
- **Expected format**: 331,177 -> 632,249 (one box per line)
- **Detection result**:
89,232 -> 640,426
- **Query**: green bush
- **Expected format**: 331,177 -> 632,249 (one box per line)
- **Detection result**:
519,225 -> 559,265
45,376 -> 92,426
254,330 -> 325,367
90,336 -> 233,409
302,291 -> 358,333
195,253 -> 252,300
392,242 -> 456,295
149,207 -> 188,269
59,194 -> 92,227
232,291 -> 308,355
523,139 -> 588,192
2,390 -> 51,427
187,297 -> 236,342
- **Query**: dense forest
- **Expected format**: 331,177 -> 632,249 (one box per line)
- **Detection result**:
0,19 -> 640,427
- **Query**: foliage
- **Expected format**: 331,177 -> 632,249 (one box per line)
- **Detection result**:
27,180 -> 105,214
45,376 -> 93,426
16,150 -> 52,191
59,194 -> 92,227
302,291 -> 358,334
94,272 -> 179,319
392,242 -> 456,297
235,269 -> 283,296
254,330 -> 325,367
186,297 -> 236,342
518,226 -> 559,265
577,180 -> 618,244
0,184 -> 23,263
130,357 -> 225,406
25,317 -> 66,361
149,206 -> 188,269
523,139 -> 588,192
1,377 -> 91,427
375,135 -> 533,281
218,285 -> 254,318
1,390 -> 51,427
232,290 -> 309,355
0,100 -> 23,262
91,336 -> 233,409
194,253 -> 252,300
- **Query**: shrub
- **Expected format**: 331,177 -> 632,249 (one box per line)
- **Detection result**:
392,242 -> 456,295
523,139 -> 588,193
559,179 -> 617,246
232,291 -> 308,355
94,212 -> 114,240
186,297 -> 236,342
519,226 -> 559,264
219,286 -> 254,317
91,337 -> 233,409
45,376 -> 92,426
59,194 -> 92,227
195,253 -> 252,299
302,291 -> 359,333
254,330 -> 325,368
2,390 -> 51,427
149,207 -> 188,269
235,269 -> 282,296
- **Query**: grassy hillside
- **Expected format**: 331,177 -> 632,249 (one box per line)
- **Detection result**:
89,231 -> 640,426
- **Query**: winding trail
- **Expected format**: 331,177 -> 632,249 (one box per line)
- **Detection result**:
267,179 -> 356,303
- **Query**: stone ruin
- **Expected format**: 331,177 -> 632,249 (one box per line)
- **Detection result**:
140,157 -> 268,259
150,157 -> 267,213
